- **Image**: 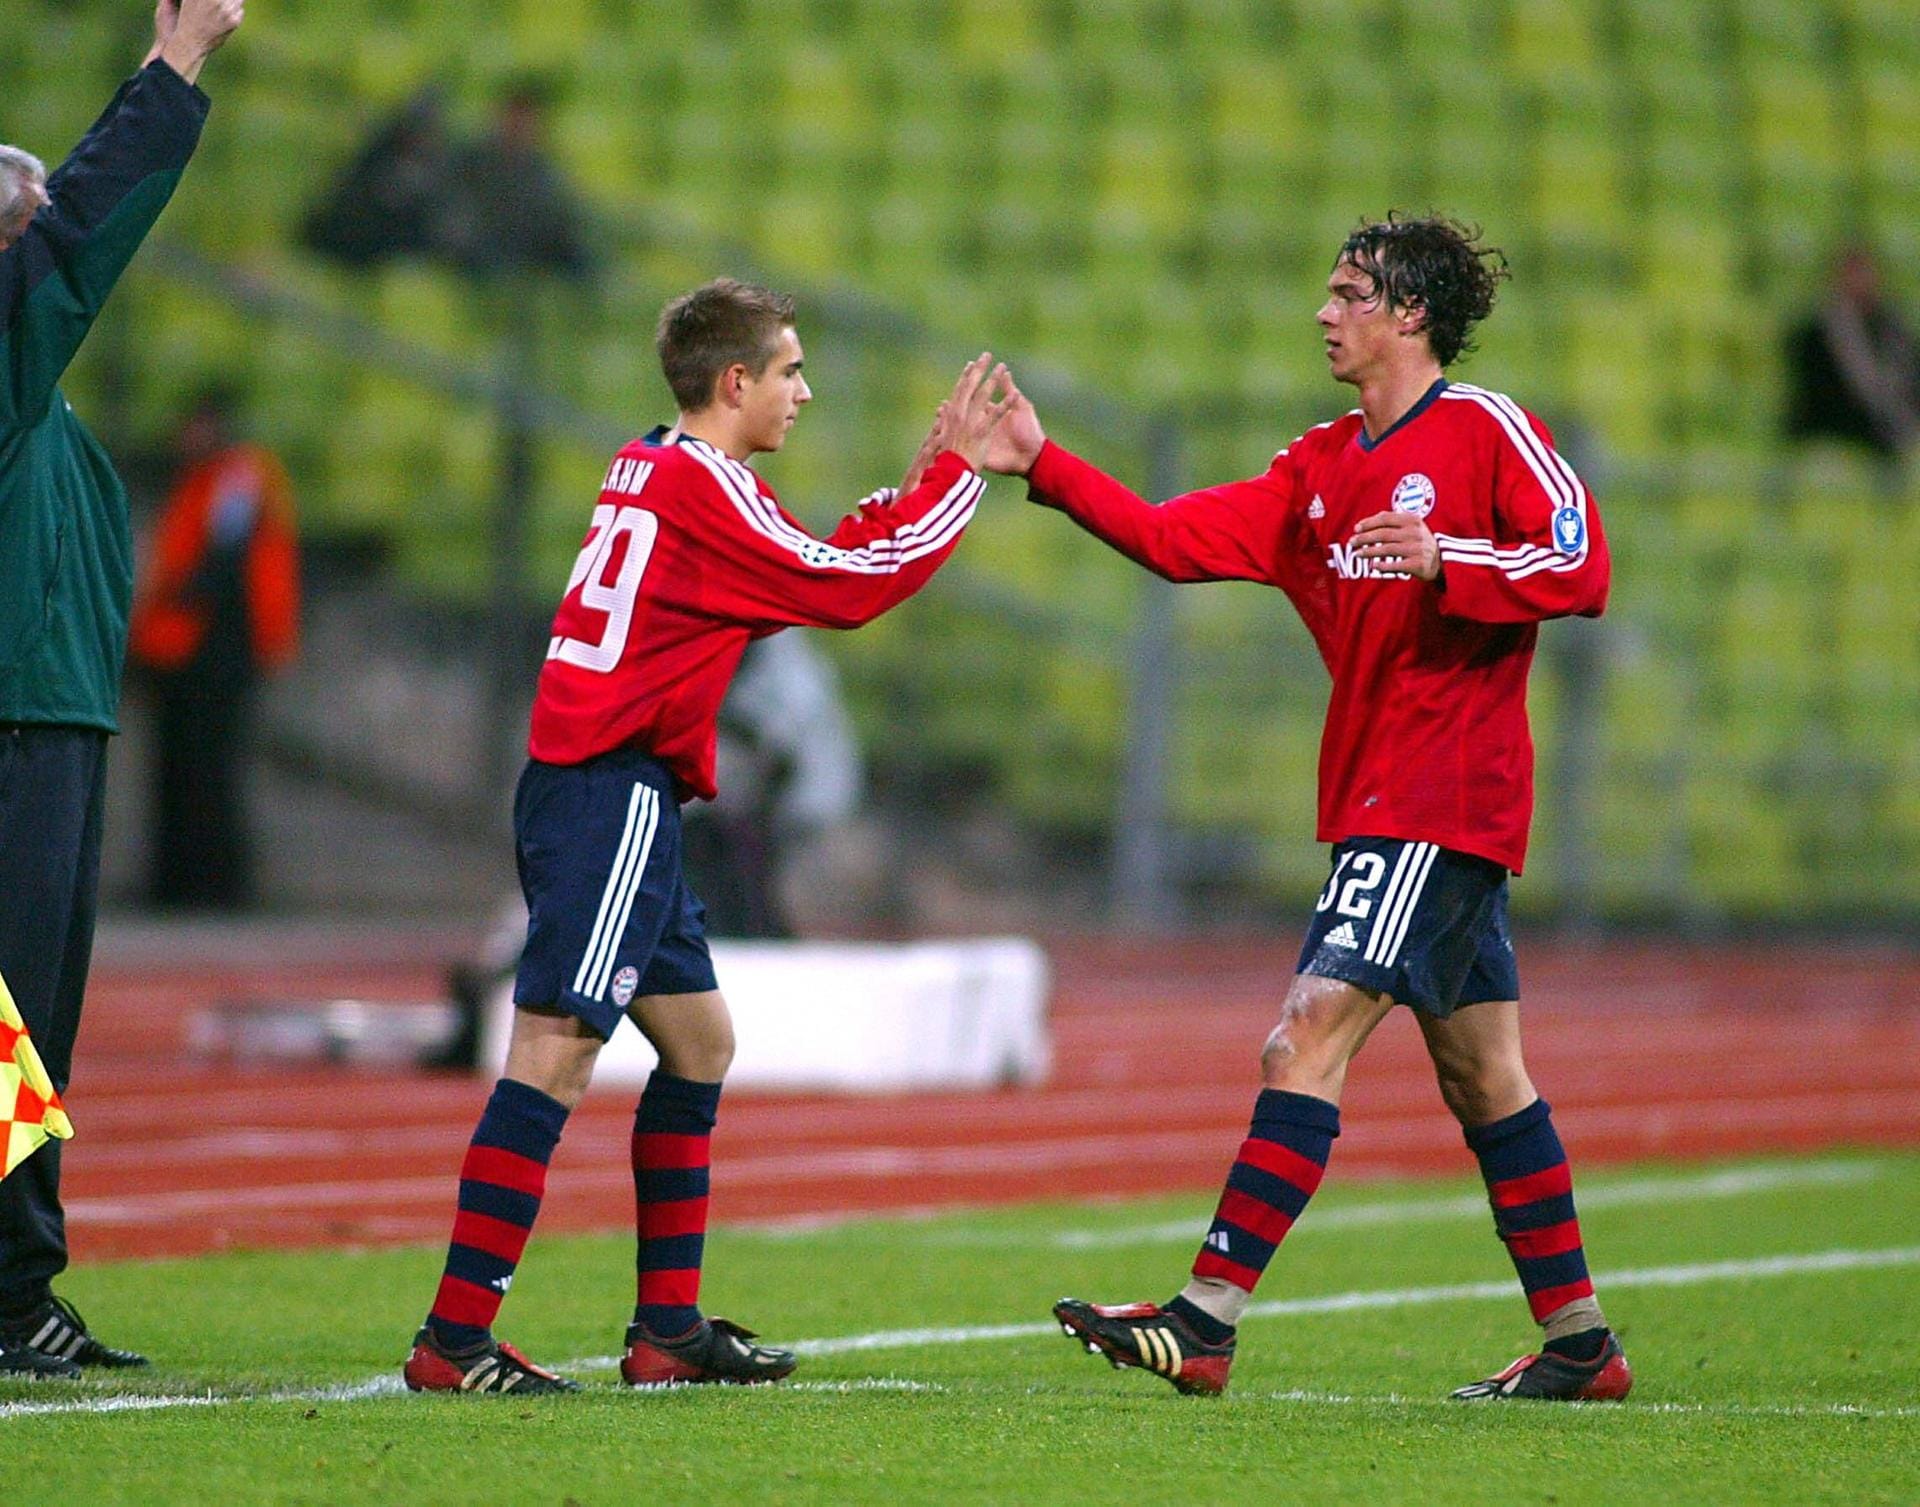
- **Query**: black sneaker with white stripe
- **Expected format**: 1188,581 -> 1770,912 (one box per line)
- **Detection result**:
1052,1298 -> 1236,1396
0,1337 -> 81,1379
0,1296 -> 146,1369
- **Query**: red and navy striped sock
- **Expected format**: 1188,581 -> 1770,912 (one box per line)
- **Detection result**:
631,1071 -> 723,1340
425,1077 -> 569,1351
1176,1089 -> 1340,1333
1465,1097 -> 1607,1345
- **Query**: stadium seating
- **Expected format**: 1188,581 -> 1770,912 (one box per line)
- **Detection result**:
9,0 -> 1915,922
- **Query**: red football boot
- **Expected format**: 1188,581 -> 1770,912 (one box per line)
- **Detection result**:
403,1327 -> 579,1395
1052,1298 -> 1236,1397
621,1316 -> 797,1386
1451,1332 -> 1633,1401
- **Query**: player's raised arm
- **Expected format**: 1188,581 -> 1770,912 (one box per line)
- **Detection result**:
707,356 -> 1008,631
991,372 -> 1303,588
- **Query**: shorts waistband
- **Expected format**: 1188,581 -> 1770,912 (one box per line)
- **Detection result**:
530,747 -> 677,790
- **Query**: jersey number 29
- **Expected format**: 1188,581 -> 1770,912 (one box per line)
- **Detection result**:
548,499 -> 659,673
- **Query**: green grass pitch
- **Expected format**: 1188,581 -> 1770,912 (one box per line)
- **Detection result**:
4,1150 -> 1917,1504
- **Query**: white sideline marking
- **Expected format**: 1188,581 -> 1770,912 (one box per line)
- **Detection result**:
1253,1388 -> 1920,1421
1038,1161 -> 1881,1252
0,1375 -> 403,1421
3,1245 -> 1915,1422
784,1244 -> 1920,1355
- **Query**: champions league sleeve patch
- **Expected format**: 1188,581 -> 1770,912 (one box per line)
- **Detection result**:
1553,505 -> 1586,554
1390,473 -> 1436,518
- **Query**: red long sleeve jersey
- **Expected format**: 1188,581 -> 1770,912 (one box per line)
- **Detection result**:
1028,380 -> 1609,874
529,435 -> 983,799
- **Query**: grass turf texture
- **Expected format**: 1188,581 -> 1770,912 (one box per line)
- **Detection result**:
4,1150 -> 1916,1505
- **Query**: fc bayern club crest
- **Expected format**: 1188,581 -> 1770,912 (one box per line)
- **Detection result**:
1391,473 -> 1436,518
610,965 -> 641,1007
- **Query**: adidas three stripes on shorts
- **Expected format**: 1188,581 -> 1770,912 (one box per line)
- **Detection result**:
512,747 -> 718,1041
1295,836 -> 1519,1017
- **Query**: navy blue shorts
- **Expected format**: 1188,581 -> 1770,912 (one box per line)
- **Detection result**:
512,750 -> 718,1041
1296,837 -> 1519,1018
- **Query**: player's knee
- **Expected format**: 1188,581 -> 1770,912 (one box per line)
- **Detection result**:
1259,1024 -> 1298,1079
1433,1059 -> 1527,1127
1433,1068 -> 1483,1124
661,1021 -> 734,1082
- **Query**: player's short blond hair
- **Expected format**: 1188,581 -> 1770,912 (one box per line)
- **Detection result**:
656,278 -> 797,412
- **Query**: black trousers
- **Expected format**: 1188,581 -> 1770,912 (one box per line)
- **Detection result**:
0,725 -> 106,1316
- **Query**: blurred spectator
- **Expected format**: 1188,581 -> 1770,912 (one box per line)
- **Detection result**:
438,76 -> 596,281
1784,245 -> 1920,470
687,631 -> 864,938
129,387 -> 300,909
300,86 -> 456,268
304,77 -> 594,282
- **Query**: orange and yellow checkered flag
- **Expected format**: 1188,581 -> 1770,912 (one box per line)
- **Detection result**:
2,969 -> 73,1180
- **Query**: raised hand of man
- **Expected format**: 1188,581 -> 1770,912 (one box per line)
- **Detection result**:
150,0 -> 245,85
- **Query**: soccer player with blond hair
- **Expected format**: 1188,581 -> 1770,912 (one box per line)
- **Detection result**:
405,279 -> 1011,1394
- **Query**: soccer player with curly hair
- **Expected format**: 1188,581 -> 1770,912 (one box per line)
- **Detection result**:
984,215 -> 1629,1402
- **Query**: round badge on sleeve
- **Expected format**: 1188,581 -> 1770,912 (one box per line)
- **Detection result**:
1553,505 -> 1586,554
1391,473 -> 1436,518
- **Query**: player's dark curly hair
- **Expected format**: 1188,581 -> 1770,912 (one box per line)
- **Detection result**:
1336,214 -> 1510,367
656,277 -> 798,411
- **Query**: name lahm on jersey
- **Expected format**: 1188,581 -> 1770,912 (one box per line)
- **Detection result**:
602,457 -> 655,497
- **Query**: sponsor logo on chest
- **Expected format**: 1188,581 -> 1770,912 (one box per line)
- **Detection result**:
1326,541 -> 1404,580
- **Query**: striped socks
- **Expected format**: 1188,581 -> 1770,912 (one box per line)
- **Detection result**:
1465,1097 -> 1607,1345
1176,1088 -> 1341,1332
426,1078 -> 569,1351
631,1071 -> 723,1339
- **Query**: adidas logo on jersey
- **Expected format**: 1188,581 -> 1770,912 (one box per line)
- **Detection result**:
1308,494 -> 1326,520
1205,1230 -> 1231,1254
1324,921 -> 1360,950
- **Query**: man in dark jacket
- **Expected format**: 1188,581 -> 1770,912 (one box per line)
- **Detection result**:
0,0 -> 243,1379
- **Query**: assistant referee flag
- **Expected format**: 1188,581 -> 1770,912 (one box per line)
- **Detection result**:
1,970 -> 73,1180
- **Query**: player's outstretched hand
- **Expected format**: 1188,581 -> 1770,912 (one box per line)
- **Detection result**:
900,354 -> 987,493
1350,511 -> 1441,581
980,371 -> 1046,476
152,0 -> 244,86
897,403 -> 952,498
942,354 -> 1014,471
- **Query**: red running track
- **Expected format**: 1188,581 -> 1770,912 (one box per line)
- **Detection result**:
54,935 -> 1920,1262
